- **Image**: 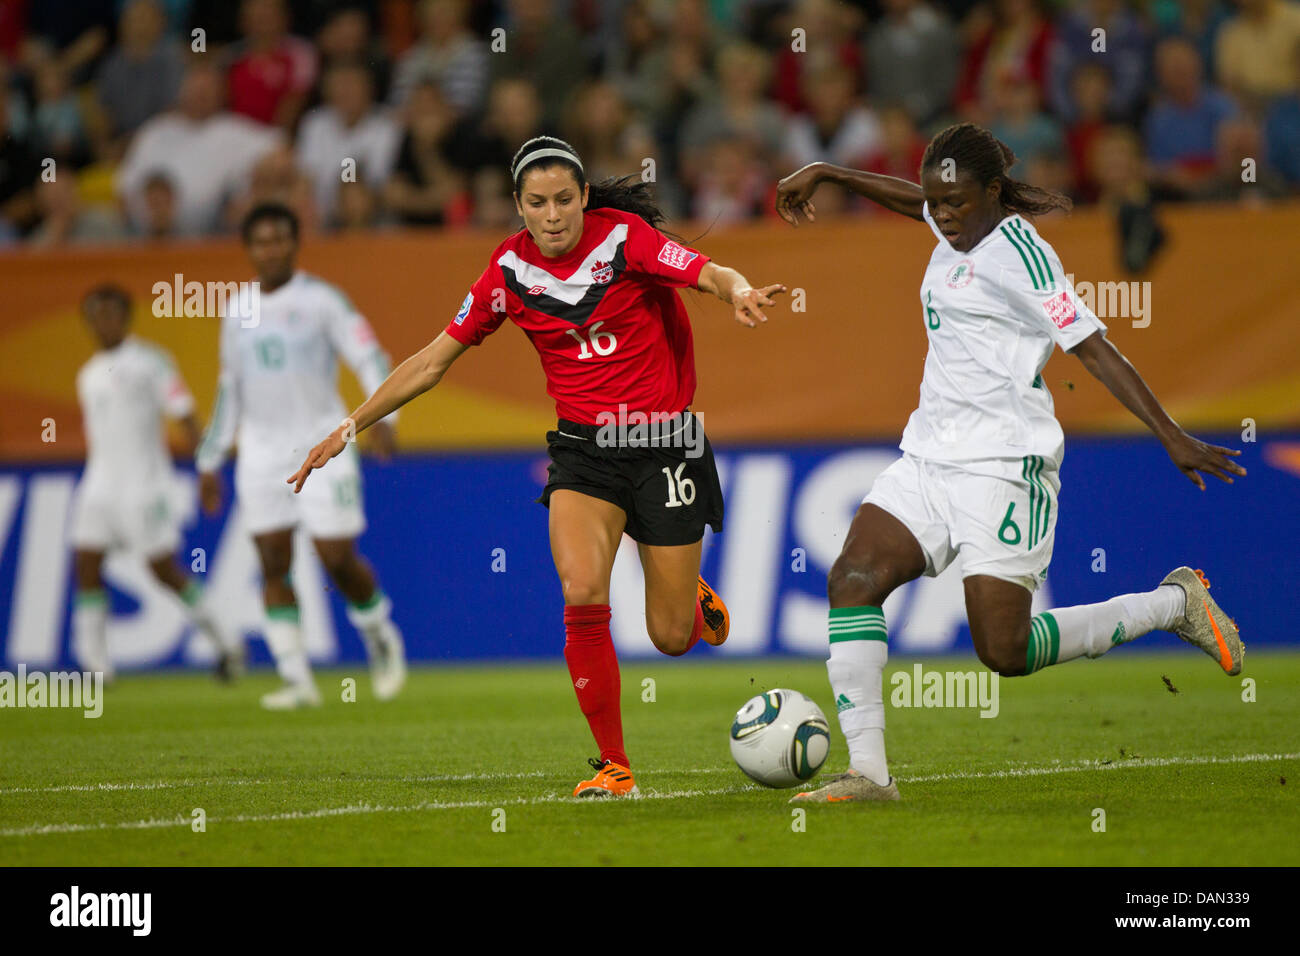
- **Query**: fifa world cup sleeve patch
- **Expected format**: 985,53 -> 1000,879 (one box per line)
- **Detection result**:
657,241 -> 699,271
1043,290 -> 1076,329
454,291 -> 473,325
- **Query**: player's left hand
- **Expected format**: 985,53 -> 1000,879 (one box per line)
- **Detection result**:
732,284 -> 786,328
1163,430 -> 1247,490
364,420 -> 396,461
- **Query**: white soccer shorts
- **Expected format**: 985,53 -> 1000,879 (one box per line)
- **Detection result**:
236,445 -> 367,540
68,478 -> 182,558
863,452 -> 1060,592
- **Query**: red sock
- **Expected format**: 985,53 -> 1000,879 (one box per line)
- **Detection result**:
660,603 -> 705,657
563,604 -> 627,768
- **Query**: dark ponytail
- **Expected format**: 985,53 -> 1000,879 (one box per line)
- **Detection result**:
510,135 -> 680,237
921,123 -> 1072,219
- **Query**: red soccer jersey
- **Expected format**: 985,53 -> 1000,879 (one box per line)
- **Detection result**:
444,207 -> 711,424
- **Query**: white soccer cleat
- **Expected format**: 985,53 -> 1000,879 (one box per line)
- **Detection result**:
1160,567 -> 1244,676
368,626 -> 407,701
259,681 -> 322,711
789,768 -> 901,803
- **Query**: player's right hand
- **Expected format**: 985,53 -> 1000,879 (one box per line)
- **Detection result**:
199,471 -> 222,515
775,164 -> 823,226
288,427 -> 348,493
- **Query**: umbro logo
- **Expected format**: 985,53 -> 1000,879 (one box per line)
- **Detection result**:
527,284 -> 548,296
574,678 -> 589,688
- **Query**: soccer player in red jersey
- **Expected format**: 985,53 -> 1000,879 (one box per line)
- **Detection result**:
288,136 -> 786,796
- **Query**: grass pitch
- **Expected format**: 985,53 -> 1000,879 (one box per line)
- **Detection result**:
2,651 -> 1296,866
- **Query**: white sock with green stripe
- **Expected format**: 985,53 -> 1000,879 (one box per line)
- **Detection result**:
264,605 -> 313,687
1025,586 -> 1184,673
73,589 -> 111,677
179,579 -> 233,653
827,605 -> 890,786
346,590 -> 396,652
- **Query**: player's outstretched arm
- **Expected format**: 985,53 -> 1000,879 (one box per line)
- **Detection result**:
288,331 -> 468,492
696,261 -> 786,328
1070,331 -> 1246,490
776,162 -> 925,225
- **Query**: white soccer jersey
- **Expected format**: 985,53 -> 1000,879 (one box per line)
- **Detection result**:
76,335 -> 194,490
196,271 -> 394,481
898,205 -> 1107,466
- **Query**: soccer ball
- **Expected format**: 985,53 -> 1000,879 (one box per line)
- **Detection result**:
729,689 -> 831,788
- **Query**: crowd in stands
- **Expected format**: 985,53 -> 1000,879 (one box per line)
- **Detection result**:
1,0 -> 1298,247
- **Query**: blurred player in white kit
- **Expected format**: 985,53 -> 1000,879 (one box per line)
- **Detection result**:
70,284 -> 241,681
196,202 -> 406,710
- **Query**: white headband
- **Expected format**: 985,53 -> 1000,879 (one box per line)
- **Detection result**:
512,147 -> 583,182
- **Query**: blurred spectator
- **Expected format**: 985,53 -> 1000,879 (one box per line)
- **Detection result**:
225,0 -> 318,130
1144,36 -> 1238,198
1215,0 -> 1300,107
94,0 -> 185,148
1089,123 -> 1166,271
563,79 -> 657,183
955,0 -> 1055,125
28,172 -> 126,246
336,178 -> 379,230
383,81 -> 474,227
390,0 -> 489,114
0,89 -> 42,241
1149,0 -> 1232,80
461,77 -> 548,175
989,69 -> 1064,179
618,0 -> 717,136
1194,114 -> 1290,202
691,137 -> 769,225
25,1 -> 113,86
315,5 -> 392,102
225,143 -> 318,234
1048,0 -> 1150,124
471,167 -> 519,228
296,60 -> 400,227
864,0 -> 959,128
771,0 -> 862,115
1263,43 -> 1300,186
1063,62 -> 1111,201
679,42 -> 786,204
489,0 -> 588,129
681,42 -> 785,160
32,59 -> 89,166
782,62 -> 882,169
861,106 -> 927,182
117,62 -> 283,234
139,171 -> 180,239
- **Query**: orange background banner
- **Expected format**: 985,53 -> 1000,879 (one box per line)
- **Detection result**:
3,202 -> 1298,463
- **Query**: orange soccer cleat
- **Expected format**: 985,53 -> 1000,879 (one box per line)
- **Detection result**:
573,758 -> 639,798
697,576 -> 730,646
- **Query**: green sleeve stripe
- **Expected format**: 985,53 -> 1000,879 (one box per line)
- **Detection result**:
197,384 -> 227,461
1000,225 -> 1042,290
1012,219 -> 1055,286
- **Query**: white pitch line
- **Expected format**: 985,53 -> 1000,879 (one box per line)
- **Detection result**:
902,750 -> 1300,783
0,766 -> 737,796
3,751 -> 1295,839
0,785 -> 759,838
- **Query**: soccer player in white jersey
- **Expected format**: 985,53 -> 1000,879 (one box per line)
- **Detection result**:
70,284 -> 240,681
196,202 -> 406,710
774,123 -> 1247,803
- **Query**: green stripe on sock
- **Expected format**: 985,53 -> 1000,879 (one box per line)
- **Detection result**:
1038,612 -> 1060,666
181,580 -> 202,607
1025,620 -> 1040,673
74,589 -> 107,607
266,605 -> 300,623
828,605 -> 888,643
349,590 -> 384,612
